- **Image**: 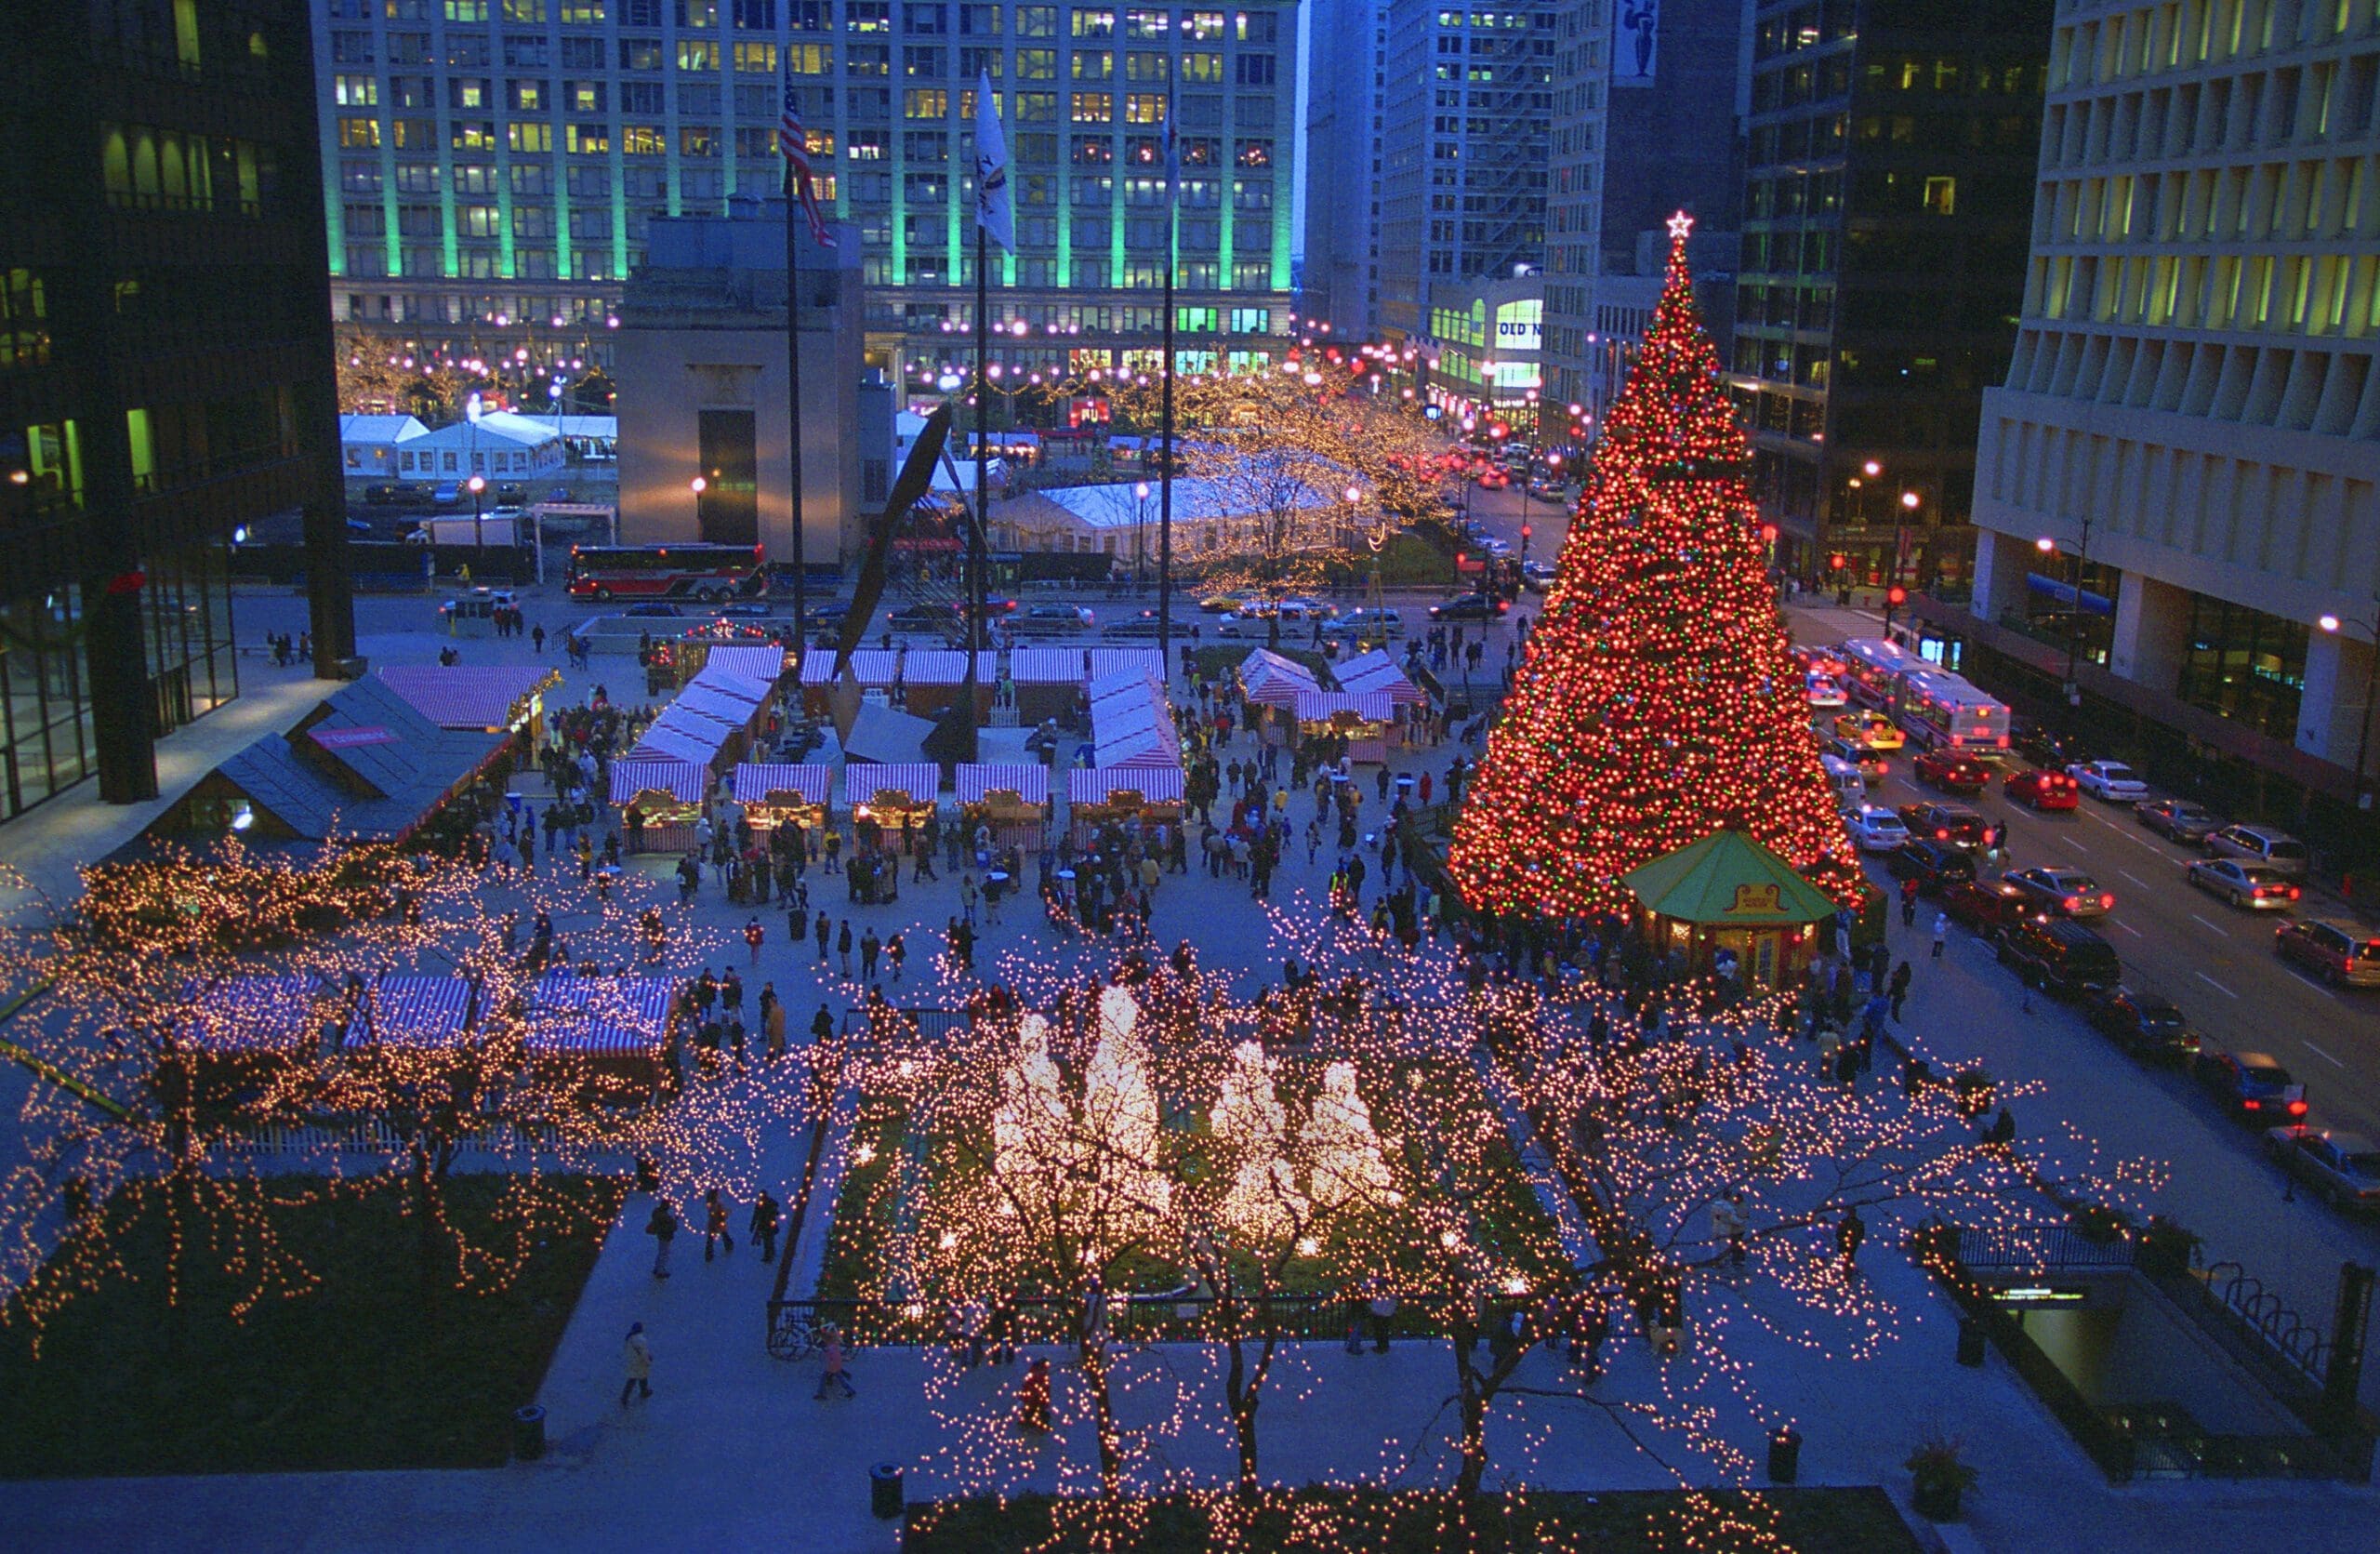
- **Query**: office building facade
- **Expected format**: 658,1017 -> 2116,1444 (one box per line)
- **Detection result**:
1959,0 -> 2380,822
1543,0 -> 1751,432
1730,0 -> 2052,590
1299,0 -> 1388,338
312,0 -> 1300,401
1376,0 -> 1559,342
1,1 -> 353,819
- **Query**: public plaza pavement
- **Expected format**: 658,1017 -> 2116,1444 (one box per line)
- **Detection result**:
4,584 -> 2380,1549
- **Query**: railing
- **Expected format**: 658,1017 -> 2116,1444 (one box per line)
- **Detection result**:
767,1289 -> 1501,1355
2198,1260 -> 2331,1385
1953,1224 -> 2135,1273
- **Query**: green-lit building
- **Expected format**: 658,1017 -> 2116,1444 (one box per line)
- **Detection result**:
312,0 -> 1301,399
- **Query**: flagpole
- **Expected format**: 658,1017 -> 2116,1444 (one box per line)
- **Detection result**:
783,166 -> 808,680
1157,138 -> 1176,674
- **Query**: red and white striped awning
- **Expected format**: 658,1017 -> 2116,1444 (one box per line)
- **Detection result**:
178,975 -> 324,1053
1333,648 -> 1429,708
629,724 -> 727,767
1088,671 -> 1181,767
1010,646 -> 1164,685
527,974 -> 675,1057
610,759 -> 707,804
1238,648 -> 1321,708
1067,765 -> 1186,806
845,763 -> 943,807
893,649 -> 998,685
801,649 -> 903,686
955,763 -> 1050,805
1295,689 -> 1396,723
348,974 -> 472,1048
731,763 -> 831,805
700,644 -> 788,685
674,685 -> 763,727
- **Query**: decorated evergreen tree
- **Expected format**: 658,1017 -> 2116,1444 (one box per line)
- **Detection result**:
1448,213 -> 1859,918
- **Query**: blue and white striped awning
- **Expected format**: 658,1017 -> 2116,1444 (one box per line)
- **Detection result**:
347,974 -> 473,1048
527,974 -> 675,1057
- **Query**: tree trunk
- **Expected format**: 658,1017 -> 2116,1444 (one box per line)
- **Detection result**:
411,1145 -> 442,1310
1086,1343 -> 1123,1498
1226,1335 -> 1263,1497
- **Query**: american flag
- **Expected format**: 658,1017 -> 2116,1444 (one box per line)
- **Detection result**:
778,52 -> 836,248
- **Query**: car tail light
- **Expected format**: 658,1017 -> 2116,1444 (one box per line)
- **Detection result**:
2288,887 -> 2302,899
2062,896 -> 2081,911
2100,894 -> 2115,909
2287,1098 -> 2309,1117
2243,1098 -> 2261,1110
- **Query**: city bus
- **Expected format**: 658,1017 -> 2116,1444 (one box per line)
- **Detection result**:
1897,666 -> 2012,751
565,543 -> 765,603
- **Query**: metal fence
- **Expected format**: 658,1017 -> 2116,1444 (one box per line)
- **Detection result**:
766,1289 -> 1514,1358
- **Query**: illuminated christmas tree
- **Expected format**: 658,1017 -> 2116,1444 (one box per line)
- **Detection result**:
1448,212 -> 1859,918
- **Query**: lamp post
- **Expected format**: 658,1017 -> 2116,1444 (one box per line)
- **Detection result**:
466,472 -> 486,552
1132,479 -> 1151,592
1885,487 -> 1919,635
2319,599 -> 2380,811
2037,512 -> 2095,707
690,474 -> 707,540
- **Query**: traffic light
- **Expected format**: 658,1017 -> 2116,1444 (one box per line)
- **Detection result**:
1759,524 -> 1778,543
1829,553 -> 1847,572
1885,585 -> 1907,607
1519,525 -> 1532,540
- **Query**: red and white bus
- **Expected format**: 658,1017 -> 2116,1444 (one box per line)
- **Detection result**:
565,543 -> 764,603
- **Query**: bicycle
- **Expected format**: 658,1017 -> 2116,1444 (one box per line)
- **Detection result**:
766,1307 -> 819,1362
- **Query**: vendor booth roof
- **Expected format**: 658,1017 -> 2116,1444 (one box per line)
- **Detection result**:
956,763 -> 1050,804
1620,829 -> 1840,927
1238,648 -> 1322,707
628,723 -> 726,767
731,763 -> 831,805
1087,671 -> 1182,767
845,763 -> 943,806
1332,649 -> 1429,708
890,650 -> 998,685
178,975 -> 324,1053
1010,646 -> 1165,686
610,759 -> 707,804
377,665 -> 559,730
1295,689 -> 1396,723
346,974 -> 472,1049
1067,765 -> 1186,805
527,974 -> 674,1057
801,649 -> 902,686
699,644 -> 788,684
673,685 -> 763,725
842,703 -> 935,765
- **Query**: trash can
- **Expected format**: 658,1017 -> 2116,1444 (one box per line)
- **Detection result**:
1956,1317 -> 1987,1368
869,1461 -> 904,1520
1766,1425 -> 1801,1484
511,1404 -> 547,1463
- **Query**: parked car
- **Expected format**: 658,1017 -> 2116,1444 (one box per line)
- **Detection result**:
1197,593 -> 1249,614
1940,878 -> 2041,940
494,483 -> 526,505
1897,801 -> 1997,852
1997,916 -> 2122,1000
1912,748 -> 1990,794
2185,857 -> 2302,910
2083,989 -> 2200,1065
2204,824 -> 2310,878
1479,538 -> 1514,558
1521,560 -> 1558,593
2263,1126 -> 2380,1209
2003,767 -> 2081,811
2067,760 -> 2149,803
1846,805 -> 1911,853
1804,673 -> 1847,710
1818,735 -> 1888,783
1428,592 -> 1508,620
1526,482 -> 1567,502
1475,469 -> 1511,489
1099,615 -> 1192,641
2196,1049 -> 2307,1124
1338,606 -> 1406,638
888,602 -> 962,634
2135,796 -> 2222,843
1012,603 -> 1095,637
430,481 -> 461,506
1832,710 -> 1906,752
1884,838 -> 1977,895
2011,719 -> 2084,769
2273,917 -> 2380,987
803,600 -> 853,629
2002,866 -> 2114,918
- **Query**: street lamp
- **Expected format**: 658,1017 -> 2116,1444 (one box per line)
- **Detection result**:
1132,479 -> 1151,591
2319,600 -> 2380,810
2037,515 -> 2095,707
466,473 -> 486,552
690,474 -> 707,538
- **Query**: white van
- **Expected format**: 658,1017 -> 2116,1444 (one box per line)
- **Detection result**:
1820,753 -> 1867,810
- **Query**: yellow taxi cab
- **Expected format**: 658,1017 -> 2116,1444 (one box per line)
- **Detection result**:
1832,710 -> 1906,752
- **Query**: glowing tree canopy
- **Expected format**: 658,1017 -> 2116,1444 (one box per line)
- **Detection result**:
1448,212 -> 1858,918
1212,1041 -> 1303,1242
1300,1059 -> 1390,1209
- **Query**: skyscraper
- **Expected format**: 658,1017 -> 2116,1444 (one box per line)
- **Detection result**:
1959,0 -> 2380,823
1,1 -> 353,819
1299,0 -> 1387,338
1376,0 -> 1558,342
1730,0 -> 2051,591
313,1 -> 1302,397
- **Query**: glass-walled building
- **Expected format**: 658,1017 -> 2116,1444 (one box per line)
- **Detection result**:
312,0 -> 1301,396
1,2 -> 352,819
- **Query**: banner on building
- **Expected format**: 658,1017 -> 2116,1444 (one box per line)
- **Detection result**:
1614,0 -> 1659,87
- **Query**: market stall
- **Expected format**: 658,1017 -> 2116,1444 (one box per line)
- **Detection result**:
1066,764 -> 1186,843
1294,689 -> 1399,765
1237,648 -> 1323,742
1332,648 -> 1430,728
526,973 -> 679,1096
698,644 -> 791,693
889,649 -> 999,722
1620,829 -> 1836,992
956,762 -> 1051,849
844,761 -> 942,854
177,975 -> 331,1096
1088,671 -> 1182,769
341,974 -> 475,1050
610,758 -> 708,854
729,762 -> 832,838
800,648 -> 902,719
377,665 -> 562,739
1010,646 -> 1166,726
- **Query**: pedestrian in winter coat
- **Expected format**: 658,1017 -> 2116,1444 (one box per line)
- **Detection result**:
1888,961 -> 1913,1022
1016,1356 -> 1052,1430
837,920 -> 854,977
861,928 -> 881,979
749,1189 -> 782,1263
887,932 -> 906,981
1931,912 -> 1950,958
765,999 -> 787,1061
647,1199 -> 679,1278
815,912 -> 830,960
704,1188 -> 734,1260
1712,1191 -> 1749,1268
1837,1206 -> 1866,1278
621,1322 -> 653,1404
814,1327 -> 856,1400
745,917 -> 765,963
812,1003 -> 836,1045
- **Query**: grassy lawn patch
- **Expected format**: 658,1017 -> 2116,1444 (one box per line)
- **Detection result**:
0,1174 -> 622,1478
906,1487 -> 1924,1553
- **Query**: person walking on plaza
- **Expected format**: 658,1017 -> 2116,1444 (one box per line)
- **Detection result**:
703,1187 -> 734,1261
749,1189 -> 782,1264
814,1325 -> 856,1401
812,1003 -> 837,1047
620,1322 -> 653,1405
1836,1206 -> 1866,1281
1712,1189 -> 1749,1270
1931,911 -> 1950,959
764,992 -> 787,1062
837,920 -> 854,978
744,916 -> 765,966
1888,960 -> 1913,1022
1898,876 -> 1919,927
646,1197 -> 679,1279
887,931 -> 906,982
1015,1355 -> 1052,1432
815,910 -> 831,962
861,927 -> 881,981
